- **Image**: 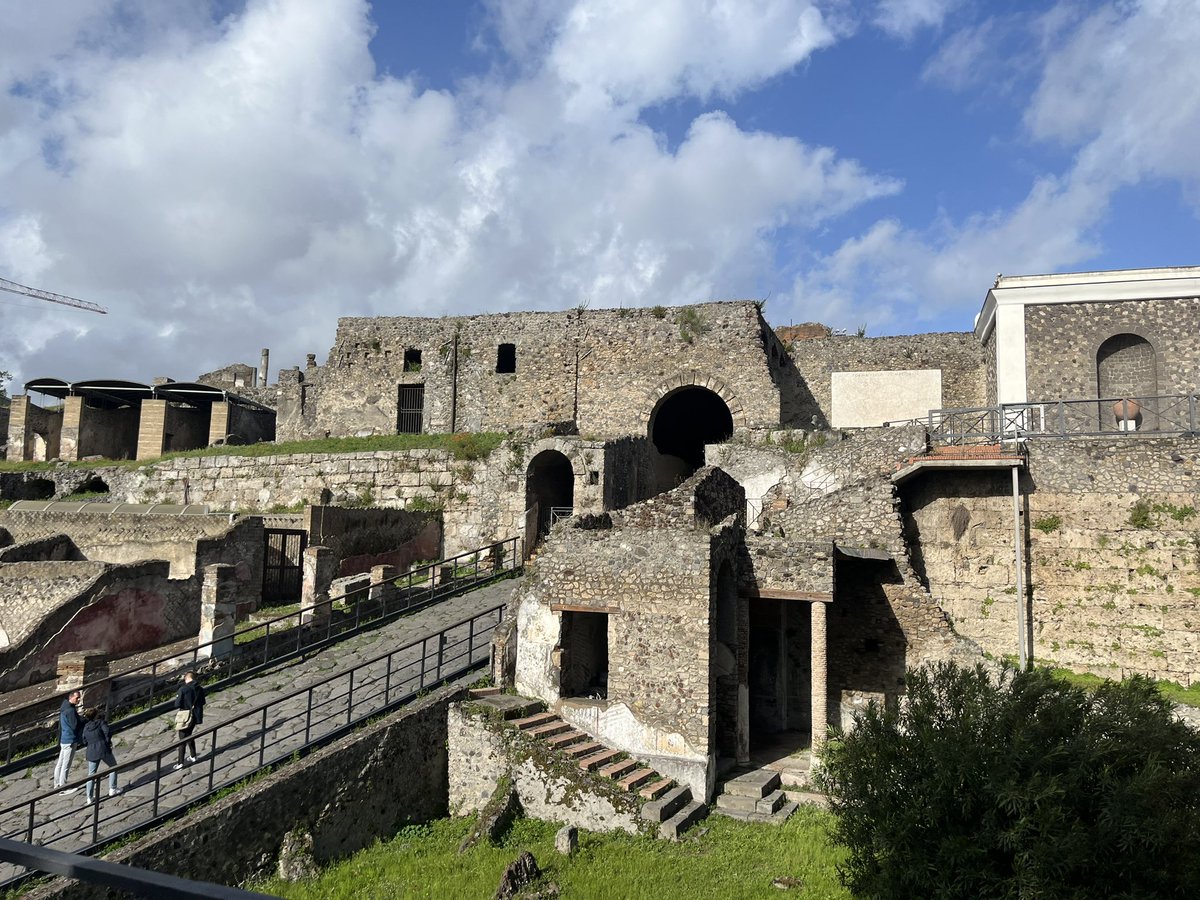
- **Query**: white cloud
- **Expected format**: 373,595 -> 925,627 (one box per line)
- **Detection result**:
0,0 -> 894,387
874,0 -> 964,39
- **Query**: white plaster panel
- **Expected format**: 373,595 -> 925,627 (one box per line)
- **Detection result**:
995,303 -> 1027,404
830,369 -> 943,427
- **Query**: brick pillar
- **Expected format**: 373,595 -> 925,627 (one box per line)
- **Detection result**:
7,396 -> 30,461
301,546 -> 335,626
196,564 -> 238,661
811,600 -> 828,754
59,396 -> 84,461
56,650 -> 108,695
208,401 -> 231,447
136,399 -> 168,460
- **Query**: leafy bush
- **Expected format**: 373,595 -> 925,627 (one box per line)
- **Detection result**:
818,662 -> 1200,900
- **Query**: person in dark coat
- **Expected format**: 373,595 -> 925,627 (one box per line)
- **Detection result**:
53,690 -> 82,793
81,707 -> 120,803
173,671 -> 206,769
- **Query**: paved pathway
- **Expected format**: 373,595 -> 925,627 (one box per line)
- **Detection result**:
0,578 -> 517,884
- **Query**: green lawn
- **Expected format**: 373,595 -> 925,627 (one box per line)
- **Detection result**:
255,809 -> 849,900
1047,665 -> 1200,707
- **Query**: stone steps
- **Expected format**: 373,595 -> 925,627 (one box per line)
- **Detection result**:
578,748 -> 622,772
660,800 -> 709,841
512,711 -> 558,730
711,768 -> 811,826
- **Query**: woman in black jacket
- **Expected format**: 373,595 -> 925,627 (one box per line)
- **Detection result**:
81,708 -> 121,804
173,671 -> 207,769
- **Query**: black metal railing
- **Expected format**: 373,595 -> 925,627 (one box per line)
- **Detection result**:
0,536 -> 520,770
929,394 -> 1200,444
0,603 -> 504,888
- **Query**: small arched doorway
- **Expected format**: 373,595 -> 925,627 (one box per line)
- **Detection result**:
1097,333 -> 1157,431
525,449 -> 575,553
648,386 -> 734,492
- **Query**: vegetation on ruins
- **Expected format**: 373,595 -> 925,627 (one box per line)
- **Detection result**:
818,662 -> 1200,900
676,307 -> 708,344
257,809 -> 849,899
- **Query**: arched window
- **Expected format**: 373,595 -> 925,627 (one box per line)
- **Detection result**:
1097,333 -> 1157,400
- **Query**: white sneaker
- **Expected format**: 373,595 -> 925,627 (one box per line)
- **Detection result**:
185,755 -> 197,763
109,788 -> 122,797
83,795 -> 93,805
172,763 -> 184,771
59,787 -> 78,796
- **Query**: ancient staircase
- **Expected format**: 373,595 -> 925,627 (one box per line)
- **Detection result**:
711,769 -> 800,824
468,688 -> 708,840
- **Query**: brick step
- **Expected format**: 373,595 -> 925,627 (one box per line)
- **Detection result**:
563,741 -> 604,760
598,758 -> 638,780
618,768 -> 657,792
638,778 -> 674,801
512,711 -> 558,730
527,720 -> 570,738
545,729 -> 588,749
579,749 -> 622,772
660,800 -> 709,841
468,687 -> 502,698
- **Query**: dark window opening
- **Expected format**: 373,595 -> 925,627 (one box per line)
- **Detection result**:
397,384 -> 425,434
403,348 -> 422,372
496,343 -> 516,373
26,478 -> 56,500
560,610 -> 608,699
69,477 -> 110,497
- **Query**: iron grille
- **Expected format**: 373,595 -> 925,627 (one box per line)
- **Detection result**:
397,384 -> 424,434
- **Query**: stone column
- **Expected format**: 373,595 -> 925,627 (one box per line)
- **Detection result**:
369,565 -> 398,613
736,597 -> 750,766
136,399 -> 168,460
59,396 -> 85,461
811,600 -> 828,754
301,546 -> 335,627
196,564 -> 238,661
6,396 -> 30,462
208,402 -> 231,447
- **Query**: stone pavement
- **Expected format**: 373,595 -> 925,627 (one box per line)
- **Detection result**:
0,577 -> 518,884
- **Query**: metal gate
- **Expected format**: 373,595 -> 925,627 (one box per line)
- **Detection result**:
397,384 -> 424,434
262,528 -> 307,604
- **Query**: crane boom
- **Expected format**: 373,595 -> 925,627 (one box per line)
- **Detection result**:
0,275 -> 107,314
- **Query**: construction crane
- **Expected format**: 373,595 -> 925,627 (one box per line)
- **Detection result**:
0,275 -> 107,314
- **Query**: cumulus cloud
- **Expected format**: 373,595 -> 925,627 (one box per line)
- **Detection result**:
873,0 -> 964,39
0,0 -> 891,387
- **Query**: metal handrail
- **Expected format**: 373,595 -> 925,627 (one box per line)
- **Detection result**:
0,602 -> 504,887
0,536 -> 519,770
929,394 -> 1200,444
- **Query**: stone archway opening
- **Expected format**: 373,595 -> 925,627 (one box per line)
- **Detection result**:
1097,333 -> 1158,431
648,386 -> 734,492
69,476 -> 110,498
525,449 -> 575,550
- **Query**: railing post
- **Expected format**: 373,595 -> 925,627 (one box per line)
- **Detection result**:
258,707 -> 268,768
385,654 -> 393,705
437,633 -> 446,680
305,686 -> 314,744
152,751 -> 162,817
420,636 -> 428,687
467,618 -> 475,663
347,670 -> 355,726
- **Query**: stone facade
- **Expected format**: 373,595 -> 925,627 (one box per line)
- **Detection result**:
1023,297 -> 1200,402
902,437 -> 1200,684
278,301 -> 785,440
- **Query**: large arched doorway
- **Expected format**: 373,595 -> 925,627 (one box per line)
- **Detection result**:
648,386 -> 734,492
525,449 -> 575,553
1097,333 -> 1157,431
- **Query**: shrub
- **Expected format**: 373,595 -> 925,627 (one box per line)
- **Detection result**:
818,662 -> 1200,900
1128,499 -> 1153,529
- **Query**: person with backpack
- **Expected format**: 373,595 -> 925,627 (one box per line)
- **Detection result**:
81,707 -> 121,804
173,671 -> 206,769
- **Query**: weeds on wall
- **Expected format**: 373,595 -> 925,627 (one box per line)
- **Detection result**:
650,305 -> 667,319
1128,500 -> 1154,529
677,308 -> 708,344
1032,515 -> 1062,533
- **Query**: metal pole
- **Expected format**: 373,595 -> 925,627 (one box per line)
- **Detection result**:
1012,464 -> 1027,670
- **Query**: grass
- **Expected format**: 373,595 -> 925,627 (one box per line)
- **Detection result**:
1047,667 -> 1200,707
255,810 -> 848,900
0,432 -> 506,473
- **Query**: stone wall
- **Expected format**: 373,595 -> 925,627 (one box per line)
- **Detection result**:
278,301 -> 782,440
1024,297 -> 1200,402
448,702 -> 643,835
0,559 -> 196,689
0,510 -> 263,612
902,437 -> 1200,684
303,505 -> 441,576
782,331 -> 985,426
26,685 -> 465,898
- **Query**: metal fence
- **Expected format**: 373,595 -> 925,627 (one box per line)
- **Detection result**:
0,536 -> 520,771
929,394 -> 1200,444
0,603 -> 504,888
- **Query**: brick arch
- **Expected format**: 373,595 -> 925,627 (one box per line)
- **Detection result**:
644,372 -> 748,433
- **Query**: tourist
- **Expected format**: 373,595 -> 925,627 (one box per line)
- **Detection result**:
81,707 -> 121,803
173,671 -> 206,769
52,690 -> 82,794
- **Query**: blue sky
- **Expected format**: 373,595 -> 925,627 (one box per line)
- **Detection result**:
1,0 -> 1199,388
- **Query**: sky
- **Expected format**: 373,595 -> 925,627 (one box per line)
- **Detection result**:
1,0 -> 1199,391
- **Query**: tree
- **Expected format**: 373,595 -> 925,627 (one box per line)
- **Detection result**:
818,662 -> 1200,899
0,369 -> 10,406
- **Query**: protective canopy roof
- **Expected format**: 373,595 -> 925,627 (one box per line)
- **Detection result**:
22,378 -> 268,410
